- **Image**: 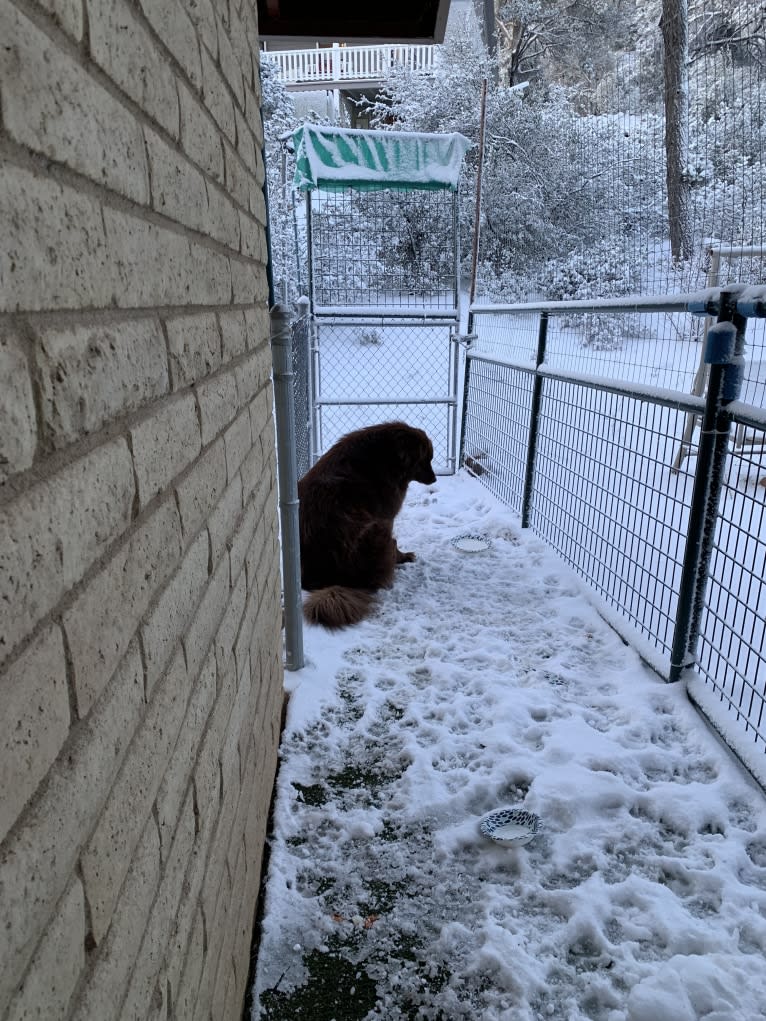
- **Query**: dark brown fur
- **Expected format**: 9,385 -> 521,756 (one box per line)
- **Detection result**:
299,422 -> 437,628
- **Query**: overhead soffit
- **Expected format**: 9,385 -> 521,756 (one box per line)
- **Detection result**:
256,0 -> 451,44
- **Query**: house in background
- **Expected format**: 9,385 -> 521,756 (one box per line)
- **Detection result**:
262,0 -> 463,125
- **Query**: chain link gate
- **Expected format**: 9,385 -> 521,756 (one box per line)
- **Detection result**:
292,125 -> 471,473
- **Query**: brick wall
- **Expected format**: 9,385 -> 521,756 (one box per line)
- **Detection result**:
0,2 -> 284,1019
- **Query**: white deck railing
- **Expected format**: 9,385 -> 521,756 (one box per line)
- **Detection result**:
264,43 -> 436,87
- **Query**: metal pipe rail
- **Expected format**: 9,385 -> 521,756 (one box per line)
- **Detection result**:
469,284 -> 766,319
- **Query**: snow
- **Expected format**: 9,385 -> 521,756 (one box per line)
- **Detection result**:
251,472 -> 766,1020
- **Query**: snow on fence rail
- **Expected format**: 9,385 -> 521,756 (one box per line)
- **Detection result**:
461,285 -> 766,789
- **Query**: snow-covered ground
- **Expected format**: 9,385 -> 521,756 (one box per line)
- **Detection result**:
251,472 -> 766,1021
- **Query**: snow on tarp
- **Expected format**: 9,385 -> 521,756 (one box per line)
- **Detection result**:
293,124 -> 472,192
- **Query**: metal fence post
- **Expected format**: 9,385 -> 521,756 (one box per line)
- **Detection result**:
458,310 -> 475,468
521,311 -> 549,529
270,304 -> 305,671
668,290 -> 746,683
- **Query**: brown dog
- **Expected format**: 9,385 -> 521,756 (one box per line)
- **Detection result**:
298,421 -> 437,628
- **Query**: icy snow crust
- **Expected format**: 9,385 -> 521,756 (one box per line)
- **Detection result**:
252,474 -> 766,1021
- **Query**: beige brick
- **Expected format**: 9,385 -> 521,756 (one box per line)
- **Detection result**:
224,409 -> 252,484
130,394 -> 201,509
164,807 -> 210,1004
209,473 -> 243,567
249,377 -> 274,440
100,208 -> 232,310
196,369 -> 238,446
138,0 -> 201,88
88,0 -> 180,138
234,108 -> 257,174
0,325 -> 36,483
81,648 -> 188,944
205,178 -> 241,249
175,438 -> 227,540
229,492 -> 259,586
36,1 -> 83,40
244,305 -> 269,354
217,23 -> 244,109
186,236 -> 235,306
231,256 -> 263,305
183,552 -> 229,685
250,183 -> 267,225
142,529 -> 209,693
69,818 -> 160,1021
0,439 -> 134,661
164,311 -> 221,389
233,595 -> 255,682
215,566 -> 246,677
63,499 -> 182,718
212,948 -> 237,1021
0,164 -> 108,314
144,127 -> 207,233
179,0 -> 217,57
5,879 -> 85,1021
0,626 -> 69,845
223,142 -> 250,209
34,318 -> 168,450
239,209 -> 262,260
121,792 -> 195,1021
219,309 -> 248,360
235,344 -> 271,408
155,649 -> 216,859
0,643 -> 144,1011
228,7 -> 254,89
201,47 -> 235,142
193,660 -> 236,839
243,441 -> 272,510
173,910 -> 204,1021
179,82 -> 223,182
0,166 -> 229,314
0,5 -> 148,204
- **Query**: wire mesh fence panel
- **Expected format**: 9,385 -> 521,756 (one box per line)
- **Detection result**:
309,188 -> 457,312
311,319 -> 459,471
461,359 -> 533,516
529,381 -> 695,664
471,308 -> 709,392
318,402 -> 453,471
691,418 -> 766,776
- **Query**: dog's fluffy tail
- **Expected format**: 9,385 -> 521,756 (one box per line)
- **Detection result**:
303,586 -> 376,628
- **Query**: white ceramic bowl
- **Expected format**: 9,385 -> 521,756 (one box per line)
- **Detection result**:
479,808 -> 540,847
451,532 -> 492,554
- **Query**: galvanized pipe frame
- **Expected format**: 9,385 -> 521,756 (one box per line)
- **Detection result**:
304,186 -> 463,470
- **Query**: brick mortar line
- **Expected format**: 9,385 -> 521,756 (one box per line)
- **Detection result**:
0,337 -> 271,508
0,368 -> 274,677
8,0 -> 260,152
0,137 -> 264,266
0,302 -> 268,330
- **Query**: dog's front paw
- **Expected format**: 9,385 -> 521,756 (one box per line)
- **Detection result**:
397,550 -> 416,563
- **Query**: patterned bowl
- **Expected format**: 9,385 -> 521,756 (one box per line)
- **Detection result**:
451,532 -> 492,553
479,808 -> 540,847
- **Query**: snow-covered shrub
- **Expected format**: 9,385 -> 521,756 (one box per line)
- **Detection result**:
538,241 -> 642,349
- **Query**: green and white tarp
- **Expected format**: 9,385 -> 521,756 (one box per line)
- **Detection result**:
293,124 -> 472,193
